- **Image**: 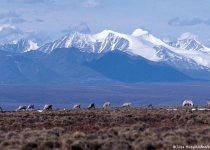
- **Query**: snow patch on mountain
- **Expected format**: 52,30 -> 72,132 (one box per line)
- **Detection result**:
92,29 -> 161,61
0,39 -> 39,53
96,32 -> 129,53
27,40 -> 39,51
154,45 -> 207,70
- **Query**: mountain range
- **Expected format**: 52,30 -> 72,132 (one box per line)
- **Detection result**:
0,28 -> 210,84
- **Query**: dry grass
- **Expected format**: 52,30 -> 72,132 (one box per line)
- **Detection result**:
0,107 -> 210,149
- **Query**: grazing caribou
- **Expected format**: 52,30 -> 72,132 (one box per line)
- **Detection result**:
103,102 -> 110,108
88,103 -> 95,109
123,103 -> 131,107
43,104 -> 53,110
182,100 -> 194,107
207,101 -> 210,107
148,104 -> 153,108
73,103 -> 81,109
27,104 -> 35,110
15,105 -> 27,111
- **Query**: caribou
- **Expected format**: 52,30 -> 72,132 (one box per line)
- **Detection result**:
148,104 -> 153,108
43,104 -> 53,110
88,103 -> 95,109
73,103 -> 81,109
182,100 -> 194,107
27,104 -> 35,110
207,101 -> 210,107
15,105 -> 27,111
123,102 -> 131,107
103,102 -> 110,108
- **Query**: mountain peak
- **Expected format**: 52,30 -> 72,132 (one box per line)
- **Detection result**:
0,38 -> 39,53
16,38 -> 39,51
131,28 -> 149,36
92,29 -> 124,41
167,34 -> 210,53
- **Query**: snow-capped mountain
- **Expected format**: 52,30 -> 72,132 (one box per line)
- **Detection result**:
1,28 -> 210,82
168,38 -> 210,54
37,29 -> 210,71
38,31 -> 130,54
0,39 -> 39,53
154,45 -> 208,70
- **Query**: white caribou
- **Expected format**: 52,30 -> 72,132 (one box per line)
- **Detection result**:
103,102 -> 110,108
182,100 -> 194,107
88,103 -> 95,109
43,104 -> 53,110
73,103 -> 81,109
207,101 -> 210,107
123,102 -> 131,107
15,105 -> 27,111
27,104 -> 35,110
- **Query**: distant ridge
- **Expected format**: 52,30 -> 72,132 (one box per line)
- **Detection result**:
83,51 -> 194,83
0,48 -> 197,84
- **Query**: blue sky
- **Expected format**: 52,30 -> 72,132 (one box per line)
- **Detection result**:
0,0 -> 210,45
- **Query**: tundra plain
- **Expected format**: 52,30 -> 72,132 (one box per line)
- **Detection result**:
0,107 -> 210,150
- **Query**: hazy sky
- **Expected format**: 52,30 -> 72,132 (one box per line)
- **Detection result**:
1,0 -> 210,45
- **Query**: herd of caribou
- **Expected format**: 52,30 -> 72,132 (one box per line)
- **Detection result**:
0,100 -> 209,112
0,102 -> 129,112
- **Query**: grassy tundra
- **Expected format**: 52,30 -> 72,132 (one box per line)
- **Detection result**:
0,107 -> 210,150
